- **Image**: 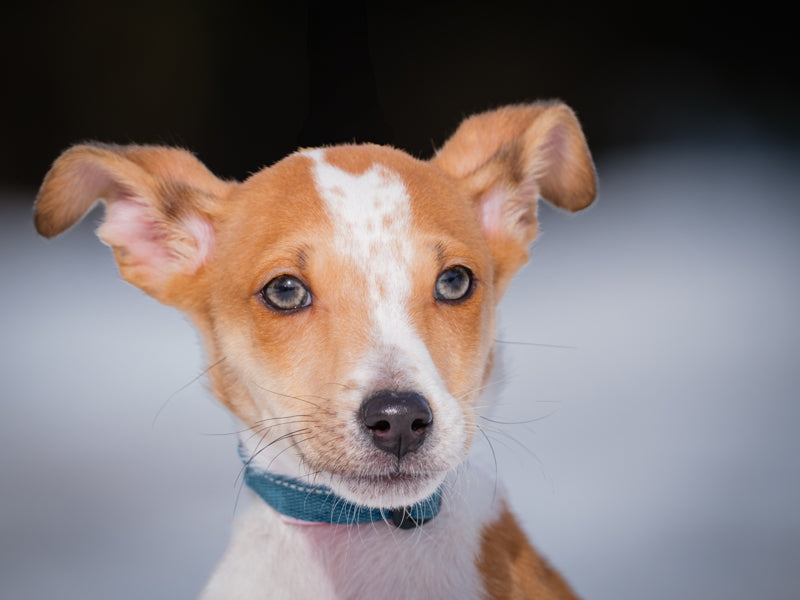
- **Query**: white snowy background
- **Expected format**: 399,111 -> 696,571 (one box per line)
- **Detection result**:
2,138 -> 799,599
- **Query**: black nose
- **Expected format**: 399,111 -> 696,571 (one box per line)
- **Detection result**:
360,390 -> 433,459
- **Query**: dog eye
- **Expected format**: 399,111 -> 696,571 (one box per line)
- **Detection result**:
434,266 -> 473,302
261,275 -> 311,311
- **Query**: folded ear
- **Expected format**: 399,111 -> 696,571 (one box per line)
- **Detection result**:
34,143 -> 234,307
432,102 -> 597,296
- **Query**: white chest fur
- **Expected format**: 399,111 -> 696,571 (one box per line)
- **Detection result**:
200,463 -> 502,599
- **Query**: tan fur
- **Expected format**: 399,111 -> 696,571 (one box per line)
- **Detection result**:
433,102 -> 596,297
34,102 -> 595,598
479,506 -> 580,599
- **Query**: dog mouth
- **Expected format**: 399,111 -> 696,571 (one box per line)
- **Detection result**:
289,422 -> 459,508
348,470 -> 432,487
327,468 -> 446,509
362,472 -> 422,483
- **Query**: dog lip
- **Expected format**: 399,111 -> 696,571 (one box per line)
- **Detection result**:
321,463 -> 440,485
330,469 -> 445,508
340,469 -> 443,489
361,472 -> 424,483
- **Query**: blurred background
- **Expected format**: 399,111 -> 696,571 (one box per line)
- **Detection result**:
1,1 -> 797,598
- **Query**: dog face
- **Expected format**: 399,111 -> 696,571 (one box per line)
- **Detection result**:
207,145 -> 497,507
35,103 -> 596,509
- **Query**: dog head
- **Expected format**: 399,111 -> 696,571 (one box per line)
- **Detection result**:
35,102 -> 595,509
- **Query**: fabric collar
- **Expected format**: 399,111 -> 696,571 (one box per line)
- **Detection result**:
240,447 -> 442,529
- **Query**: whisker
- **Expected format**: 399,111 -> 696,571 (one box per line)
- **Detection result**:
476,424 -> 499,505
479,414 -> 554,426
266,435 -> 315,472
479,424 -> 542,465
297,468 -> 327,482
251,383 -> 323,410
454,376 -> 511,402
250,427 -> 311,466
235,428 -> 312,488
245,420 -> 315,449
321,381 -> 361,392
252,428 -> 312,460
197,416 -> 312,438
494,338 -> 576,350
252,414 -> 314,425
151,357 -> 226,427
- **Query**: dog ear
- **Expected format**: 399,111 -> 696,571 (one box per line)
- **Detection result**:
35,143 -> 233,307
432,102 -> 596,296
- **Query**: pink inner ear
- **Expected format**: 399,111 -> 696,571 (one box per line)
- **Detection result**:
479,179 -> 540,245
98,200 -> 177,272
99,200 -> 214,276
479,186 -> 508,238
181,213 -> 215,272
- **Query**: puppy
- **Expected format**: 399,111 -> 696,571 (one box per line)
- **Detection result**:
35,102 -> 596,599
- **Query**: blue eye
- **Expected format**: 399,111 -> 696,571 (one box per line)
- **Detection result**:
261,275 -> 311,311
434,266 -> 473,302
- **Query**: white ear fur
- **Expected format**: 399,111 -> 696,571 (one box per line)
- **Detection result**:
35,143 -> 230,302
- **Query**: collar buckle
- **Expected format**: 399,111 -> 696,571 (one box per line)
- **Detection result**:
390,506 -> 431,529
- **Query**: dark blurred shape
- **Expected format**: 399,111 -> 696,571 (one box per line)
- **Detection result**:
1,0 -> 797,198
1,0 -> 310,186
298,0 -> 393,148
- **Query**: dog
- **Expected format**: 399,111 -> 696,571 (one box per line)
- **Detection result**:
34,101 -> 596,599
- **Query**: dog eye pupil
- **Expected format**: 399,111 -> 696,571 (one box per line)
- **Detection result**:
262,275 -> 310,311
434,266 -> 472,302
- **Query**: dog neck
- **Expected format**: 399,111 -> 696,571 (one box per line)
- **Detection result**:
239,444 -> 442,529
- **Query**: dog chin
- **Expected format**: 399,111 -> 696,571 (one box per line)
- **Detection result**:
329,470 -> 446,509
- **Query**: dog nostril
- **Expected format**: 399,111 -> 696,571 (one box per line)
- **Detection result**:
360,391 -> 433,459
411,418 -> 428,432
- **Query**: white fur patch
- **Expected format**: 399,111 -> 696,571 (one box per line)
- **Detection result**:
304,149 -> 469,503
201,460 -> 501,599
307,150 -> 415,346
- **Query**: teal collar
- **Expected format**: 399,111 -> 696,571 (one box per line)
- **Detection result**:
240,449 -> 442,529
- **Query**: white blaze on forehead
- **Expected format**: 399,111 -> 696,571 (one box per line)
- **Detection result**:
303,148 -> 468,474
305,149 -> 416,349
